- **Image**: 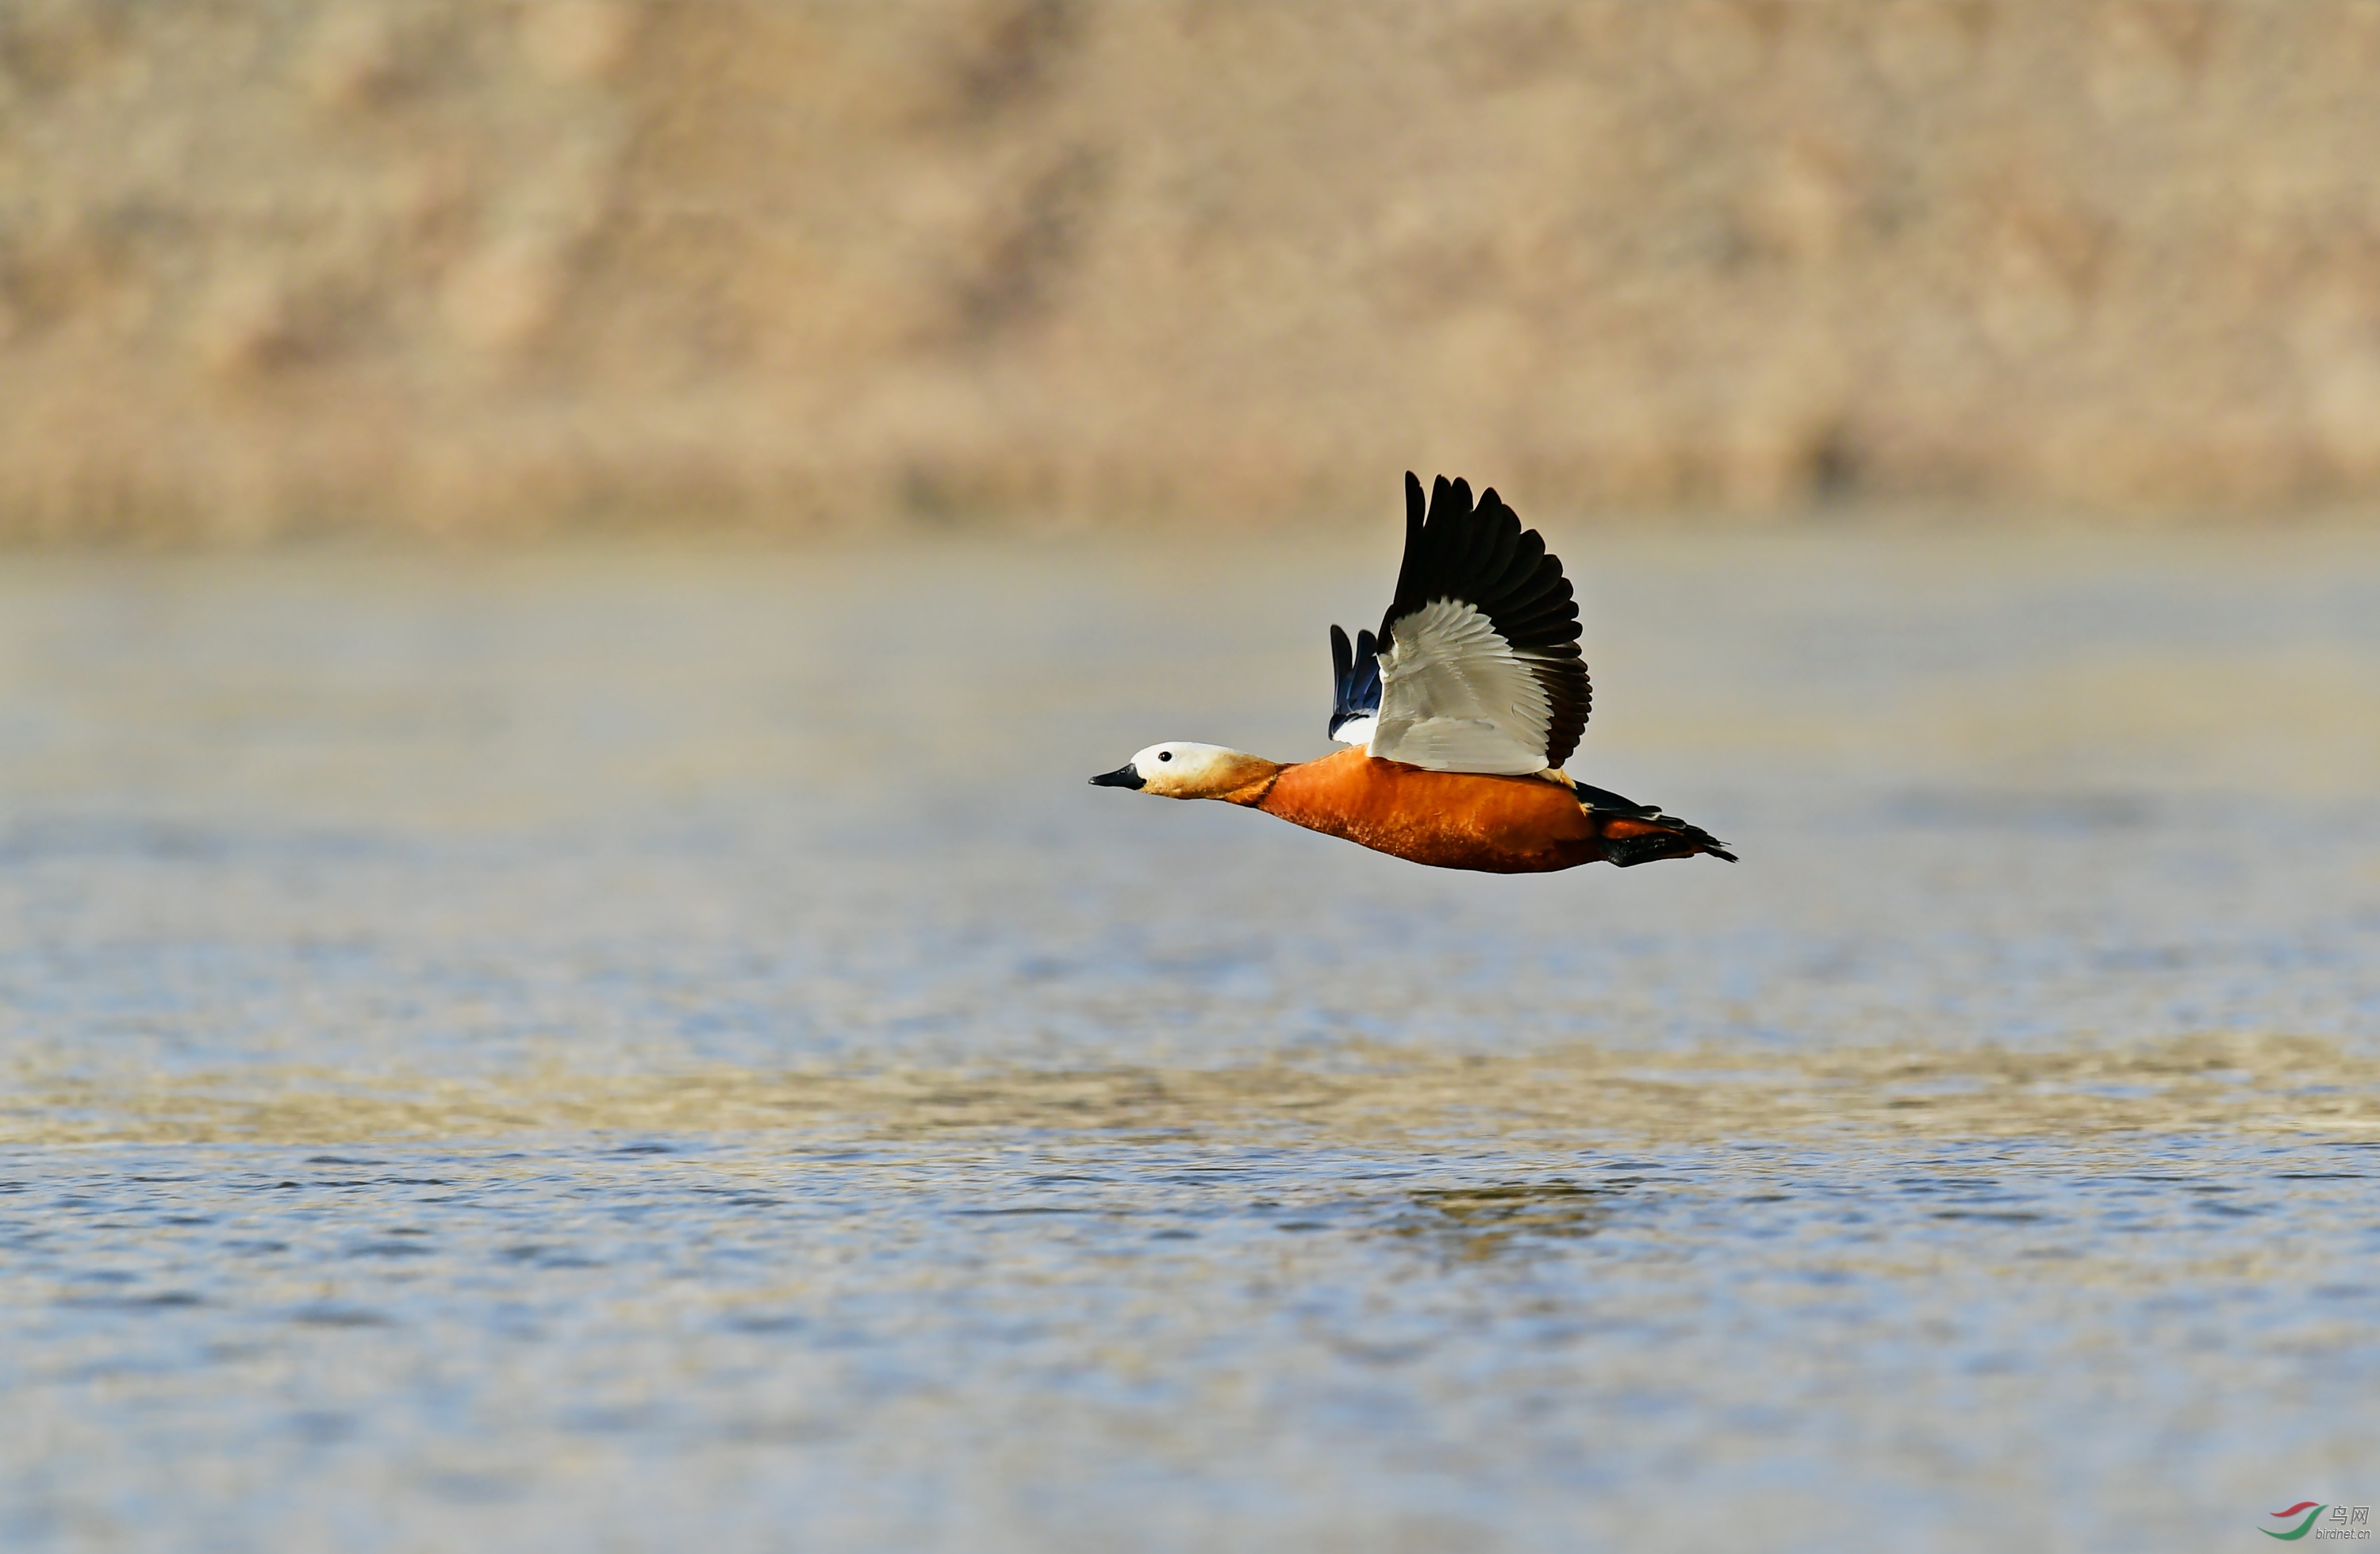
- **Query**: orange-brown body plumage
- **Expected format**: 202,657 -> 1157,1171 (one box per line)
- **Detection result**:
1229,747 -> 1717,874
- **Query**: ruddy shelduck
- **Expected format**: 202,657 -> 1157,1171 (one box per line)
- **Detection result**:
1092,473 -> 1736,874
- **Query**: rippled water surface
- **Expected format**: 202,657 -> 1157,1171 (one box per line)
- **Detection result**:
2,528 -> 2377,1552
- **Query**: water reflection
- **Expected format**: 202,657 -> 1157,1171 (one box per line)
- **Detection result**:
1394,1180 -> 1623,1261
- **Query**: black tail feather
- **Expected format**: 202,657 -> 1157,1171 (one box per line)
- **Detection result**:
1604,821 -> 1737,867
1574,784 -> 1736,866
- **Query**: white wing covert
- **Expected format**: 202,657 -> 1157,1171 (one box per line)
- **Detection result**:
1356,474 -> 1591,776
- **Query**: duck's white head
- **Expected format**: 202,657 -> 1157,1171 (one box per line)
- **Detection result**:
1088,742 -> 1280,801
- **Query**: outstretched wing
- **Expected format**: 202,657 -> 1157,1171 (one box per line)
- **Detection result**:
1365,473 -> 1590,775
1326,624 -> 1381,745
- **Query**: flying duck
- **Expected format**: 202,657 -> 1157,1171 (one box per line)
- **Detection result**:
1090,474 -> 1735,873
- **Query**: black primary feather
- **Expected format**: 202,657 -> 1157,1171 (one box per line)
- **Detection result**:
1571,781 -> 1659,816
1326,623 -> 1382,739
1376,472 -> 1591,769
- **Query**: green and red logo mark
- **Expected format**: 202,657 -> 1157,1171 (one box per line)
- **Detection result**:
2261,1503 -> 2373,1541
2263,1504 -> 2326,1541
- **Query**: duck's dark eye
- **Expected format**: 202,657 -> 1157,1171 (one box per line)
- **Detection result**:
1157,750 -> 1173,762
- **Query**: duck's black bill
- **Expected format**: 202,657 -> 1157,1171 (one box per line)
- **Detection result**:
1089,764 -> 1144,789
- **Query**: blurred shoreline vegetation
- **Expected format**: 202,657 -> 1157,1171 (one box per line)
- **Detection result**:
9,0 -> 2380,542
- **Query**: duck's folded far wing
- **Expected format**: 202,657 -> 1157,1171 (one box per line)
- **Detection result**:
1366,473 -> 1590,775
1326,624 -> 1381,745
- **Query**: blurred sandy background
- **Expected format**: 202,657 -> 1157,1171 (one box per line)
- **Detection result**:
10,0 -> 2380,539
